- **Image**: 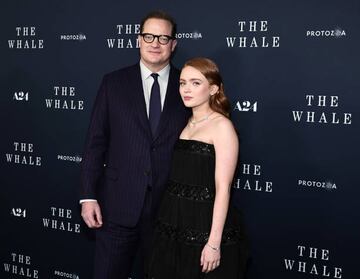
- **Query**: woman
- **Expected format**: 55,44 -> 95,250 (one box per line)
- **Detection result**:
148,57 -> 248,278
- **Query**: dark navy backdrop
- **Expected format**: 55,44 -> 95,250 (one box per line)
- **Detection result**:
1,0 -> 359,278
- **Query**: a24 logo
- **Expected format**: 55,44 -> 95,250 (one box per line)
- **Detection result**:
11,208 -> 26,218
13,91 -> 29,101
234,101 -> 257,112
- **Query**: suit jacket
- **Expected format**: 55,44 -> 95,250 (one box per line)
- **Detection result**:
80,63 -> 189,227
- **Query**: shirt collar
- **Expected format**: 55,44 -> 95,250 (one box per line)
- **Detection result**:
139,60 -> 170,80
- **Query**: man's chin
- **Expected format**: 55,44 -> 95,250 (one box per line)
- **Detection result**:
144,59 -> 168,68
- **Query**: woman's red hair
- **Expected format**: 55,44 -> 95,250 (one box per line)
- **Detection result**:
183,57 -> 230,118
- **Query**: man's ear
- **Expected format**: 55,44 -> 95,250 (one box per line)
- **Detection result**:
171,39 -> 177,52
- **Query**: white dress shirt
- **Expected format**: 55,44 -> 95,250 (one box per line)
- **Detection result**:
140,60 -> 170,116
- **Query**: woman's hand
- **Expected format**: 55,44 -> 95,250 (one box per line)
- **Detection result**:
200,243 -> 221,273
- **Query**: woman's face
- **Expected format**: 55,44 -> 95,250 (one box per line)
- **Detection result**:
179,66 -> 215,109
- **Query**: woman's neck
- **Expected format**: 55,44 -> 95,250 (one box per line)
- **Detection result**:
192,106 -> 213,121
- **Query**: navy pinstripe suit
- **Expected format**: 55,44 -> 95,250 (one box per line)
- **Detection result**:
80,63 -> 189,278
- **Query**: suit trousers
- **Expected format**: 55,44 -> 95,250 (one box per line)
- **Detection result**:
93,187 -> 153,279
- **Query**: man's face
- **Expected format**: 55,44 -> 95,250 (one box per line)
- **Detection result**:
139,18 -> 177,72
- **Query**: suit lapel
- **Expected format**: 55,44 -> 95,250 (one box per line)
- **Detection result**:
128,64 -> 152,140
153,65 -> 180,141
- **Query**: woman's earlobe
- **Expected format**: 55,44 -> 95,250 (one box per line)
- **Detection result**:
210,85 -> 219,96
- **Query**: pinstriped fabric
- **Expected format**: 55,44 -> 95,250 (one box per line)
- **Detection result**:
80,63 -> 190,227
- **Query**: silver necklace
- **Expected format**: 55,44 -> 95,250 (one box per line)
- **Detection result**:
189,111 -> 214,126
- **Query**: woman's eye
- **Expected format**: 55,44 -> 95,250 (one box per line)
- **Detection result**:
193,82 -> 200,86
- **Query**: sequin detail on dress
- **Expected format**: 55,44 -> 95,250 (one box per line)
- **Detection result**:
155,221 -> 243,245
166,180 -> 215,201
176,139 -> 215,156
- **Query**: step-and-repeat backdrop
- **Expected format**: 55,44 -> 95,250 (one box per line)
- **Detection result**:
1,0 -> 359,278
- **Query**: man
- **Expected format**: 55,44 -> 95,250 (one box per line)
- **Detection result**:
80,11 -> 189,279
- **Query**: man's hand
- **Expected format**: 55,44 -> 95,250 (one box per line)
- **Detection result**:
81,201 -> 103,228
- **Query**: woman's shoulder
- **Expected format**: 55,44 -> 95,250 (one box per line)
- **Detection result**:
211,113 -> 235,130
209,113 -> 237,143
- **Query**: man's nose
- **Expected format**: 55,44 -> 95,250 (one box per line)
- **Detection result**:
150,37 -> 161,47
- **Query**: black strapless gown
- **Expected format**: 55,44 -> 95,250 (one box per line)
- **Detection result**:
148,139 -> 248,279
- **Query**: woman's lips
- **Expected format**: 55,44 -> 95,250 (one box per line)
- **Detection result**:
183,96 -> 193,101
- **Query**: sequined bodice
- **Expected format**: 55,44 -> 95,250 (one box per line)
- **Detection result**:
167,139 -> 216,202
175,139 -> 215,156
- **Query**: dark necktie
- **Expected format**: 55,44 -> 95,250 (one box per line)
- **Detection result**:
149,73 -> 161,136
